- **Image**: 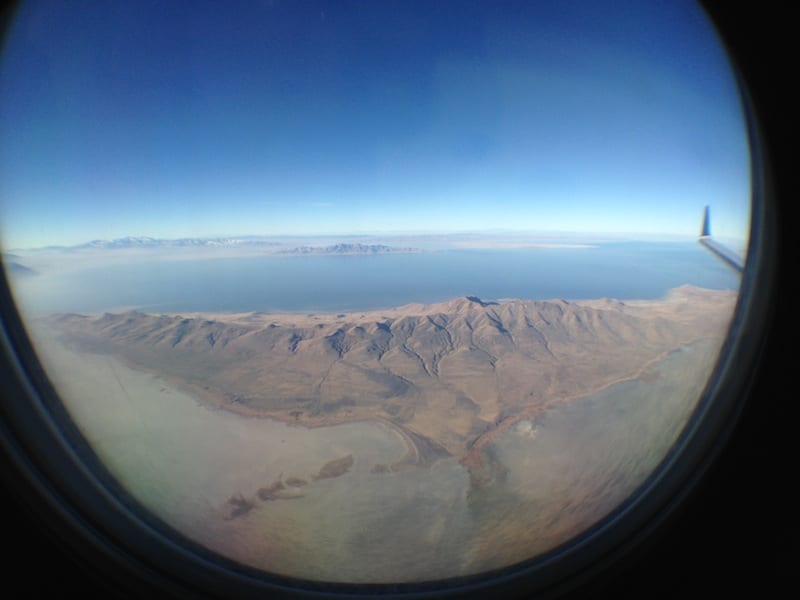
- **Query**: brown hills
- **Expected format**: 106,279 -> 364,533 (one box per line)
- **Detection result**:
46,285 -> 736,461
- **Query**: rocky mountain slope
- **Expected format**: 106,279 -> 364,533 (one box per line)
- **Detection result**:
47,285 -> 736,458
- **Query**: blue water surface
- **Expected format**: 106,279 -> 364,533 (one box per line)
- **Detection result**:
15,242 -> 741,314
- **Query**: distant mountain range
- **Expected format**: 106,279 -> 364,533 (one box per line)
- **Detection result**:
30,237 -> 423,255
277,243 -> 422,255
74,236 -> 281,249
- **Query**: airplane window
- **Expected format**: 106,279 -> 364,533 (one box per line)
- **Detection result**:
0,1 -> 777,597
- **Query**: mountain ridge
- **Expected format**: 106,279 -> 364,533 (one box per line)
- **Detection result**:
46,287 -> 736,460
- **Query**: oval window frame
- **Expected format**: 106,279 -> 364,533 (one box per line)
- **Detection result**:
0,1 -> 782,598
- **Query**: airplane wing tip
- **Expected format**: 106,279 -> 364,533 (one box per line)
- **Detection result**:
697,206 -> 744,273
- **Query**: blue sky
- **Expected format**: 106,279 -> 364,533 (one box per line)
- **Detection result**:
0,0 -> 751,249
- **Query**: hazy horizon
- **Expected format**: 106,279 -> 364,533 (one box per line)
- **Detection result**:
3,224 -> 745,254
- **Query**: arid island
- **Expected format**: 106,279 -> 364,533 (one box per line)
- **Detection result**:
47,285 -> 734,480
31,285 -> 738,581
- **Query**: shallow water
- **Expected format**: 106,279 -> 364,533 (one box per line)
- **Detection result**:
464,339 -> 720,571
32,331 -> 721,582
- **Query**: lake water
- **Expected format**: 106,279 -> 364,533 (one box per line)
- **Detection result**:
11,241 -> 739,314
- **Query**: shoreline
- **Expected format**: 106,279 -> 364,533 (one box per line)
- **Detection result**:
47,328 -> 720,475
459,337 -> 716,467
40,284 -> 737,325
35,286 -> 734,476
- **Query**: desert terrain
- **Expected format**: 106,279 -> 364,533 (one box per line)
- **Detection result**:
27,285 -> 737,581
46,285 -> 734,470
